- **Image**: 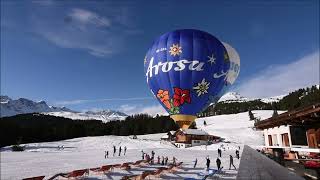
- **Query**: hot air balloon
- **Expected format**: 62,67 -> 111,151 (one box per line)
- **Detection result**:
222,42 -> 240,87
144,29 -> 231,129
204,42 -> 241,111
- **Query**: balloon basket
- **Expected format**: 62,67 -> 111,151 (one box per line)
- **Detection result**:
170,115 -> 196,129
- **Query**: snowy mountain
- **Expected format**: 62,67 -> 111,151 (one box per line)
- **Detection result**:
46,110 -> 128,123
218,92 -> 285,103
218,92 -> 250,103
260,95 -> 286,103
0,96 -> 127,121
0,96 -> 53,117
49,106 -> 76,113
0,95 -> 12,103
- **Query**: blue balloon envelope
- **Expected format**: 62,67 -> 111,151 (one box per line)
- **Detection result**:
144,29 -> 230,128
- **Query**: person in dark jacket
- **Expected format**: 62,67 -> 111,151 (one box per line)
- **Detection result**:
124,146 -> 127,156
206,157 -> 211,170
229,155 -> 236,170
113,146 -> 116,156
161,156 -> 165,165
105,151 -> 109,159
141,150 -> 144,160
119,146 -> 122,156
218,148 -> 222,157
216,158 -> 221,170
236,149 -> 240,159
165,157 -> 168,165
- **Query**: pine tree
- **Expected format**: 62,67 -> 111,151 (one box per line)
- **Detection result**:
272,103 -> 278,117
248,110 -> 255,121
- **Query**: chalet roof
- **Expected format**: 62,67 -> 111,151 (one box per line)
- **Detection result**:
180,129 -> 209,135
255,103 -> 320,130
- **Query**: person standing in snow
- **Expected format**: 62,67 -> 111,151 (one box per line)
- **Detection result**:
105,151 -> 109,159
161,156 -> 165,165
119,146 -> 122,156
235,149 -> 240,159
157,156 -> 160,164
173,156 -> 177,166
151,150 -> 155,159
216,157 -> 221,170
229,155 -> 236,170
165,157 -> 168,165
141,150 -> 144,160
218,148 -> 222,157
124,146 -> 127,156
206,157 -> 211,170
193,158 -> 198,168
113,146 -> 116,156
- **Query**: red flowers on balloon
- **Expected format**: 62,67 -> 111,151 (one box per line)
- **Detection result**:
173,87 -> 191,107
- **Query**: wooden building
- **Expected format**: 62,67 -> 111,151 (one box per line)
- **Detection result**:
255,103 -> 320,154
174,129 -> 220,148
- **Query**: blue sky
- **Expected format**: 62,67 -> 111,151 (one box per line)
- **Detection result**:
1,0 -> 319,115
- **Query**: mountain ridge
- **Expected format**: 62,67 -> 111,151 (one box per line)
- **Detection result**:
0,96 -> 128,121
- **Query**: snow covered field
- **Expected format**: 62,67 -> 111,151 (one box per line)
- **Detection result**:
1,110 -> 278,179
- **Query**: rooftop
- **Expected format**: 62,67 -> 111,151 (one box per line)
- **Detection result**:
255,103 -> 320,129
180,129 -> 209,135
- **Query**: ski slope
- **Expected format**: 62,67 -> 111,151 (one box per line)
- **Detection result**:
0,110 -> 278,179
195,110 -> 284,146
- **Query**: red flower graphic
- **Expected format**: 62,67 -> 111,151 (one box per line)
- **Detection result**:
173,87 -> 191,107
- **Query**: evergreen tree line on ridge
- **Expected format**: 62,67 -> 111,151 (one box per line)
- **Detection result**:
0,114 -> 179,148
200,85 -> 320,116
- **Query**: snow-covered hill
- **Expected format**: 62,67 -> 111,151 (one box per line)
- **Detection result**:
196,110 -> 284,145
0,110 -> 278,179
218,92 -> 286,103
260,95 -> 286,103
46,110 -> 128,122
0,96 -> 127,122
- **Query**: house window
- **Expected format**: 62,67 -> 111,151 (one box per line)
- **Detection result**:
290,126 -> 308,146
281,133 -> 290,147
272,134 -> 278,146
268,135 -> 272,146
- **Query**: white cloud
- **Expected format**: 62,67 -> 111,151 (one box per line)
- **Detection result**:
237,51 -> 319,98
68,8 -> 111,28
119,104 -> 168,116
26,6 -> 138,57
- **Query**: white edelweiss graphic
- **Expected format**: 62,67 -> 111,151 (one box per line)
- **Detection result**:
207,53 -> 216,65
193,78 -> 210,96
169,44 -> 182,56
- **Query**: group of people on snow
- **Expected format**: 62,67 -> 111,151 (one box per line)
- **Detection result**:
194,145 -> 240,171
104,145 -> 127,159
141,150 -> 178,166
104,143 -> 240,173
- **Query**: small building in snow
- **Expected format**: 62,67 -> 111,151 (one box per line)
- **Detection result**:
174,129 -> 220,148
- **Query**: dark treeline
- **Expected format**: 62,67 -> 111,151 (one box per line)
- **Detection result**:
0,114 -> 179,148
201,85 -> 320,116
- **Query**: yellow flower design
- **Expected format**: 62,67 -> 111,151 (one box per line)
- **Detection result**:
169,44 -> 182,56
